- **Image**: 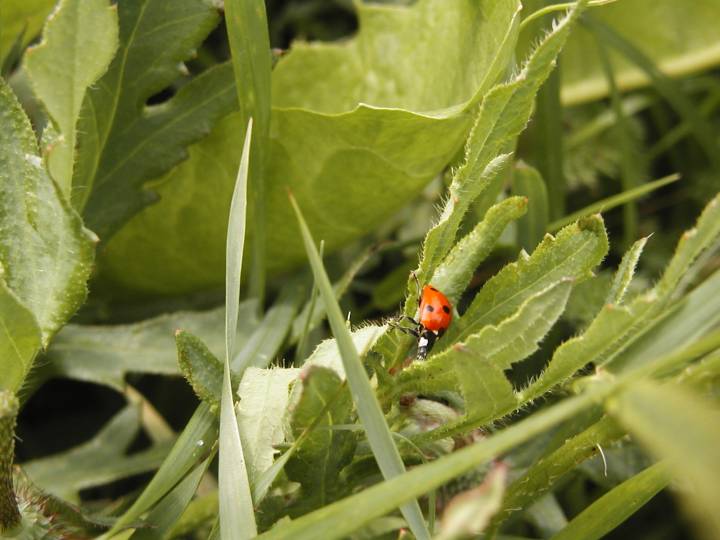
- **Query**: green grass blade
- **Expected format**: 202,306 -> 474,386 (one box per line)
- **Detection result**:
548,173 -> 680,231
225,0 -> 271,303
289,194 -> 431,540
513,162 -> 550,251
489,416 -> 624,534
106,403 -> 217,534
550,462 -> 670,540
130,458 -> 212,540
534,66 -> 565,220
219,119 -> 256,539
609,382 -> 720,538
596,36 -> 640,247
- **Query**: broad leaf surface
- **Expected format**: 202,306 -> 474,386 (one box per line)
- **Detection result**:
284,366 -> 355,511
45,306 -> 256,391
101,0 -> 522,294
73,0 -> 237,240
0,79 -> 95,347
24,0 -> 118,194
236,366 -> 300,487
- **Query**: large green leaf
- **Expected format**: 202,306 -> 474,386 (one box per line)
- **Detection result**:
45,306 -> 246,391
73,0 -> 237,240
0,79 -> 95,349
24,0 -> 118,194
100,0 -> 522,295
521,0 -> 720,104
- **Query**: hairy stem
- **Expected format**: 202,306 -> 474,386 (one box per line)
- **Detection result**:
0,390 -> 20,532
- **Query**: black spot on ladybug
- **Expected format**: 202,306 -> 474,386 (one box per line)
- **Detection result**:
425,305 -> 435,312
442,305 -> 450,314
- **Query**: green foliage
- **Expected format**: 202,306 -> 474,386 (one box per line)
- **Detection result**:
551,462 -> 670,540
0,0 -> 56,67
74,0 -> 236,239
0,78 -> 94,392
3,1 -> 720,539
291,194 -> 430,539
177,329 -> 230,408
610,382 -> 720,539
445,215 -> 607,349
100,0 -> 523,294
236,366 -> 299,487
23,404 -> 169,501
47,307 -> 233,390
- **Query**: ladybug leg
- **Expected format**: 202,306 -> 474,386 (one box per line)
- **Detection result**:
389,321 -> 420,338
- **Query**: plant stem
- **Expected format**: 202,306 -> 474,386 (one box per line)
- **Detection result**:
0,391 -> 20,533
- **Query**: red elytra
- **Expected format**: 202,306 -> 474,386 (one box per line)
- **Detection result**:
418,285 -> 453,332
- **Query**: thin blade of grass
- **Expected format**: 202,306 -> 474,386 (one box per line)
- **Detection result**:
225,0 -> 271,303
219,119 -> 256,539
534,65 -> 565,220
288,194 -> 431,540
548,173 -> 680,231
130,458 -> 212,540
550,462 -> 670,540
106,402 -> 217,535
596,36 -> 640,248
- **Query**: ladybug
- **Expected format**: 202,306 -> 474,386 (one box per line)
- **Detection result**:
394,277 -> 453,360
